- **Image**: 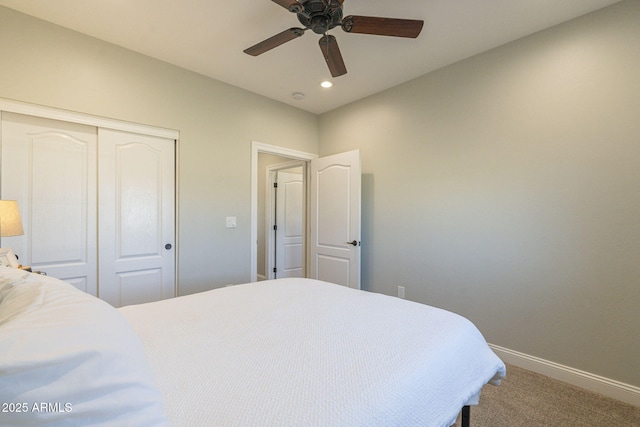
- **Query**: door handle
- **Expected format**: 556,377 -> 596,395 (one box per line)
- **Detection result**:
346,240 -> 358,246
165,244 -> 172,250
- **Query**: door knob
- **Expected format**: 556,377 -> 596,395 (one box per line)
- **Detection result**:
346,240 -> 358,246
165,244 -> 172,250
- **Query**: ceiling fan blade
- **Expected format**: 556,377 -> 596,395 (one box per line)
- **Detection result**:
319,34 -> 347,77
272,0 -> 304,13
244,28 -> 306,56
342,15 -> 424,38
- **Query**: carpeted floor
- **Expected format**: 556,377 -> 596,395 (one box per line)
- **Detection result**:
453,364 -> 640,426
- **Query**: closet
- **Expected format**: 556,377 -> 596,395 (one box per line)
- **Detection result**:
0,108 -> 176,307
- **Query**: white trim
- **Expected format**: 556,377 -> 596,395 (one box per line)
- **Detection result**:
490,344 -> 640,406
266,169 -> 277,280
252,141 -> 318,161
0,98 -> 179,139
250,141 -> 317,282
173,136 -> 181,297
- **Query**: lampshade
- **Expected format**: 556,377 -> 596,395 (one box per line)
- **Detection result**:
0,200 -> 24,237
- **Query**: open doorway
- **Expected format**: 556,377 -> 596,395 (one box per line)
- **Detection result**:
251,142 -> 317,282
251,142 -> 362,288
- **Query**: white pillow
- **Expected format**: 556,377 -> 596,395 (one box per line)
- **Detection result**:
0,265 -> 29,284
0,266 -> 30,300
0,269 -> 169,426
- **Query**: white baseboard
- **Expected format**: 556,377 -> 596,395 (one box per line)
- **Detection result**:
489,344 -> 640,407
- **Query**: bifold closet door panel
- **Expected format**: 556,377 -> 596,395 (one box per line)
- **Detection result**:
97,128 -> 176,307
0,112 -> 98,295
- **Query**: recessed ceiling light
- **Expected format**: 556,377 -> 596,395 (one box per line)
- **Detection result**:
320,81 -> 333,89
292,92 -> 305,100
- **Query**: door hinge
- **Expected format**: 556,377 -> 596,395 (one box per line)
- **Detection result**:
273,267 -> 277,273
274,182 -> 278,188
273,225 -> 277,231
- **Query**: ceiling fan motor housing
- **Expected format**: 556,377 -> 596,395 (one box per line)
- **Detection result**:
297,0 -> 343,34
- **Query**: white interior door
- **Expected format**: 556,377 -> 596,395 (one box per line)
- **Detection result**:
0,112 -> 98,294
98,128 -> 175,307
275,169 -> 304,278
310,149 -> 361,288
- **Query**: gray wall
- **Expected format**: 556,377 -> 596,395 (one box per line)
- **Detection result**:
319,0 -> 640,387
0,6 -> 318,295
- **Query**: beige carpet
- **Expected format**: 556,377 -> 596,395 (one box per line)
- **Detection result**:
453,364 -> 640,426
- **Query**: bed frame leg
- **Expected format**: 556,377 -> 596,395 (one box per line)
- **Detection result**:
461,405 -> 471,427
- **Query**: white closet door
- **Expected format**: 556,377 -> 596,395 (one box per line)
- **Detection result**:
0,112 -> 98,294
97,128 -> 175,307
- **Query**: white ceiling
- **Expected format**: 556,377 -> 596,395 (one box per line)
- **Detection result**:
0,0 -> 622,114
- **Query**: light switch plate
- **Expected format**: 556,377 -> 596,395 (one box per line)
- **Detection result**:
226,216 -> 237,228
397,286 -> 405,299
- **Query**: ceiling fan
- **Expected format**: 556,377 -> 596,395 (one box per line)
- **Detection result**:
244,0 -> 424,77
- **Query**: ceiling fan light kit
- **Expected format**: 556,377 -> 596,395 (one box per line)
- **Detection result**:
244,0 -> 424,78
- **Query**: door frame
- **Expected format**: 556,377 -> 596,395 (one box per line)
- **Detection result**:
265,160 -> 307,280
250,141 -> 317,282
0,98 -> 178,139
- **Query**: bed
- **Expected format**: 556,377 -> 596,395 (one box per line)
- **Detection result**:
0,266 -> 505,427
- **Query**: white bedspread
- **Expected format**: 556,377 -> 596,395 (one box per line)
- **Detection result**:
119,278 -> 505,427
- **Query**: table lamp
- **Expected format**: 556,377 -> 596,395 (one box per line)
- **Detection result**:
0,200 -> 24,237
